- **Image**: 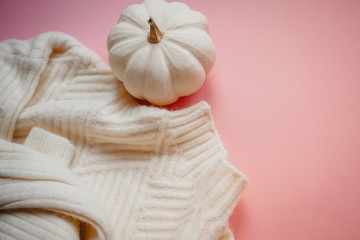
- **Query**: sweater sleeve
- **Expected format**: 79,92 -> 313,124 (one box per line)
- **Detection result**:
0,127 -> 113,240
0,38 -> 44,141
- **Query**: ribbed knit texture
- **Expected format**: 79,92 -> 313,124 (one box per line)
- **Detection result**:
0,32 -> 248,240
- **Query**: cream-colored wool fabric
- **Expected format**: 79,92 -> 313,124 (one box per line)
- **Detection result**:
0,32 -> 248,240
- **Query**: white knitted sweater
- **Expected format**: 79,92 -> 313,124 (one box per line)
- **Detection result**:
0,32 -> 247,240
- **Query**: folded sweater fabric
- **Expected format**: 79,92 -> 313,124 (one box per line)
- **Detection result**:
0,32 -> 248,240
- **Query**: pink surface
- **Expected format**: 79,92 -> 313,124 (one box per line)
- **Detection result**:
1,0 -> 360,239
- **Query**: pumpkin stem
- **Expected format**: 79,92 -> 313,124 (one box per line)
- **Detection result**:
147,17 -> 164,43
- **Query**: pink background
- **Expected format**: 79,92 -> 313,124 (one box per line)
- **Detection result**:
1,0 -> 360,239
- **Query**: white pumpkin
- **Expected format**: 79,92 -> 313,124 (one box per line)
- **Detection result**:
107,0 -> 216,105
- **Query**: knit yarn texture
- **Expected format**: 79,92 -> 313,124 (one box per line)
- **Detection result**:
0,32 -> 248,240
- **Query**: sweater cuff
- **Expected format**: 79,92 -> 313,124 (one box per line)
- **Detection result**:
205,157 -> 248,238
24,127 -> 75,166
166,101 -> 248,239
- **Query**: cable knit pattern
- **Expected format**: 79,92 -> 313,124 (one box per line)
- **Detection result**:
0,32 -> 248,240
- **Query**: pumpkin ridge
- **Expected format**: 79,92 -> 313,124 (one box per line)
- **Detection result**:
160,4 -> 206,31
143,0 -> 167,25
160,1 -> 190,24
161,41 -> 205,96
142,45 -> 177,105
164,35 -> 213,75
165,23 -> 208,33
119,14 -> 147,31
111,38 -> 145,53
119,4 -> 149,31
160,44 -> 181,97
109,40 -> 146,82
122,45 -> 152,99
114,22 -> 146,37
107,27 -> 145,51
